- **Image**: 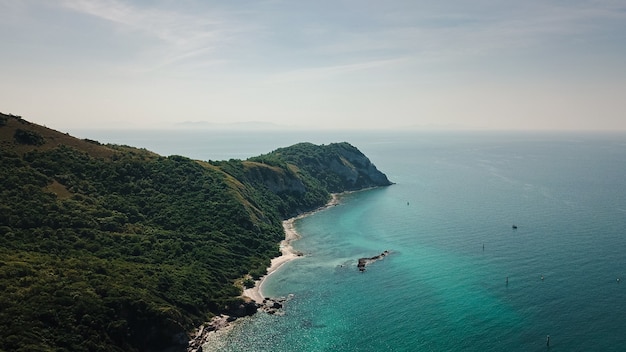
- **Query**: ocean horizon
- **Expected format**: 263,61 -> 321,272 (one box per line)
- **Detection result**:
75,129 -> 626,351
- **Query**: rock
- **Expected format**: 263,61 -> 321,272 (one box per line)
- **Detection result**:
259,296 -> 291,314
357,250 -> 391,272
226,301 -> 259,318
187,296 -> 292,351
195,325 -> 205,338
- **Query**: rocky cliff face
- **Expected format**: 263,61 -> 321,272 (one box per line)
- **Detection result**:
260,141 -> 392,192
244,141 -> 393,217
325,142 -> 392,190
242,161 -> 306,194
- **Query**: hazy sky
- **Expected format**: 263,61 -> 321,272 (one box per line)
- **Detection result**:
1,0 -> 625,130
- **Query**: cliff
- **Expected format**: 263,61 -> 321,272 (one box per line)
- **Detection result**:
0,112 -> 392,352
252,142 -> 391,192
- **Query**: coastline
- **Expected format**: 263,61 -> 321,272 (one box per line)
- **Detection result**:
190,195 -> 343,351
192,189 -> 378,351
242,193 -> 340,303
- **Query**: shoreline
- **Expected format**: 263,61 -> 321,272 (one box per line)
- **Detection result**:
192,189 -> 378,351
242,193 -> 341,303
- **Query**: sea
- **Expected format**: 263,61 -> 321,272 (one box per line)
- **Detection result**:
73,129 -> 626,351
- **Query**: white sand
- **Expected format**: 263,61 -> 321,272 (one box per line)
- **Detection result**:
243,194 -> 340,303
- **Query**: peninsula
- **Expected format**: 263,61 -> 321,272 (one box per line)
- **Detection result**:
0,112 -> 392,351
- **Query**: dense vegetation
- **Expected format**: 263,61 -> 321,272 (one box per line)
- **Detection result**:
0,113 -> 391,351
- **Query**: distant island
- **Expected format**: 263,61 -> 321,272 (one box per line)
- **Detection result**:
0,112 -> 392,351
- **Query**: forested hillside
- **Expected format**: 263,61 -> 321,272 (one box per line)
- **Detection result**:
0,112 -> 391,351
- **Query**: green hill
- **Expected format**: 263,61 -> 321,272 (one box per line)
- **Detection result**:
0,112 -> 392,351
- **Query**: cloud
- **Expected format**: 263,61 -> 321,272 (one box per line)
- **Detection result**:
59,0 -> 234,70
61,0 -> 221,43
52,0 -> 626,76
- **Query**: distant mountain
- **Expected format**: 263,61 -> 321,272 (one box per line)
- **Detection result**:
174,120 -> 290,130
0,112 -> 391,351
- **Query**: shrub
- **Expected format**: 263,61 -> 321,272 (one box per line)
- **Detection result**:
14,129 -> 45,146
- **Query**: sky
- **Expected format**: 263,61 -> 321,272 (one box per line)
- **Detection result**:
1,0 -> 625,131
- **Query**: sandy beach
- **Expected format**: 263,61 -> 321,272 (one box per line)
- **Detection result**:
243,193 -> 340,303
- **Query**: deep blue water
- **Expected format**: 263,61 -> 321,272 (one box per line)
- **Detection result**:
75,129 -> 626,351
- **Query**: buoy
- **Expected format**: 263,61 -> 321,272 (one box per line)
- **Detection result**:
546,335 -> 550,346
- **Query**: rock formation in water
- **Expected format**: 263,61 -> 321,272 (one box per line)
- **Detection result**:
358,250 -> 391,272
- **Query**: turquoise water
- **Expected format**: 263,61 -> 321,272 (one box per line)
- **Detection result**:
76,130 -> 626,351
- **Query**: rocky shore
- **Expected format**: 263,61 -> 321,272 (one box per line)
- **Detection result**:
188,248 -> 393,351
187,296 -> 292,352
188,193 -> 352,351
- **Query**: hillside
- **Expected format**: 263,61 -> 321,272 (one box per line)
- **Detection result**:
0,112 -> 392,351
